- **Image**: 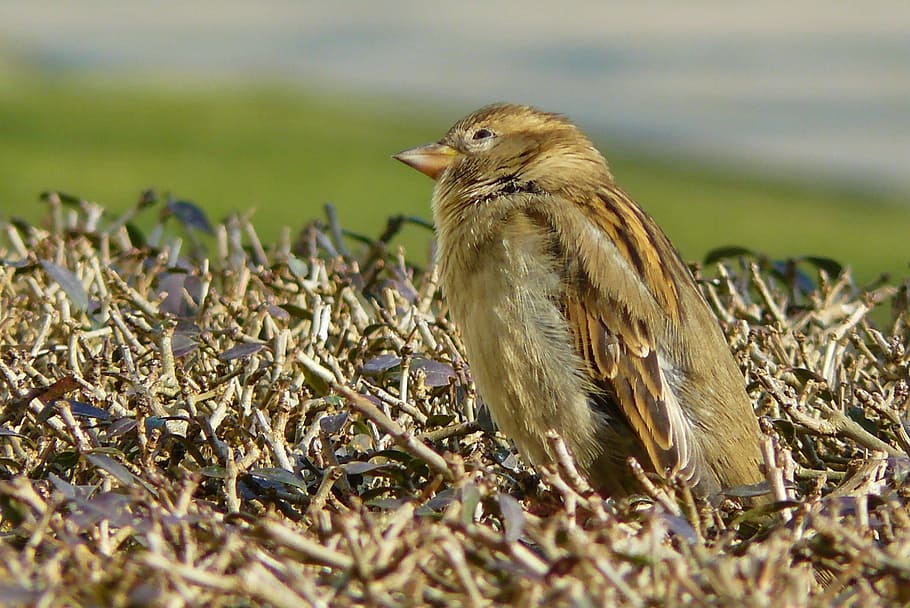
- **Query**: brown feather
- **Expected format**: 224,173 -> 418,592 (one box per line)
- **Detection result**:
564,289 -> 692,479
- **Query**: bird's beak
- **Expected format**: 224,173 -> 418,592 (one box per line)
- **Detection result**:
392,143 -> 457,180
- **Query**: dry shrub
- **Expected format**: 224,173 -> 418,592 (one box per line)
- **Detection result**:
0,192 -> 909,606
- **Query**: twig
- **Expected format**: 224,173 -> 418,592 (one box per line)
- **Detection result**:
336,385 -> 455,481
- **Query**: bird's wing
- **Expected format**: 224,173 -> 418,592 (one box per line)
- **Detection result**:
548,184 -> 703,481
563,294 -> 697,481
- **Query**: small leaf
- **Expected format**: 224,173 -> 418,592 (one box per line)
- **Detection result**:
426,414 -> 456,428
62,400 -> 111,421
171,334 -> 199,358
404,460 -> 430,480
158,273 -> 192,316
267,305 -> 290,321
499,452 -> 520,471
343,461 -> 390,475
106,418 -> 137,438
320,412 -> 350,434
39,376 -> 80,403
199,466 -> 228,479
349,433 -> 373,452
361,323 -> 388,337
85,453 -> 138,487
339,229 -> 374,246
847,406 -> 879,435
89,447 -> 126,457
419,488 -> 457,515
165,200 -> 214,234
219,342 -> 266,361
704,246 -> 753,265
279,304 -> 312,320
658,513 -> 699,544
137,188 -> 158,208
70,492 -> 137,529
770,261 -> 816,293
365,497 -> 408,510
175,320 -> 201,336
412,358 -> 457,387
10,218 -> 33,234
788,368 -> 827,384
731,499 -> 801,526
301,367 -> 330,395
249,467 -> 309,492
769,418 -> 797,441
52,450 -> 80,469
48,473 -> 78,499
41,260 -> 89,311
802,256 -> 843,278
145,417 -> 167,432
287,256 -> 309,279
723,480 -> 773,498
0,258 -> 30,269
373,449 -> 414,465
477,404 -> 497,433
124,222 -> 147,248
323,395 -> 345,408
497,493 -> 525,542
361,354 -> 401,375
461,483 -> 481,526
40,191 -> 82,206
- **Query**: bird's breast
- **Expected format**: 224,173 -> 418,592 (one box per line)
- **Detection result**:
437,211 -> 604,468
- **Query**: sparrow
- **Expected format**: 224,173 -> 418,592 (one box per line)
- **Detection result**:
393,103 -> 766,499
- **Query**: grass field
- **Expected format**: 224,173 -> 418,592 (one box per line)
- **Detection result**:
1,66 -> 907,282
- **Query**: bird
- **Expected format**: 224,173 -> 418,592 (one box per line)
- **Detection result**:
393,103 -> 766,500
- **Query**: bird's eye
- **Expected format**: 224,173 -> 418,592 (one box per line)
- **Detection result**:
472,128 -> 494,141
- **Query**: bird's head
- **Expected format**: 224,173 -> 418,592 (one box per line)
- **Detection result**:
394,103 -> 612,209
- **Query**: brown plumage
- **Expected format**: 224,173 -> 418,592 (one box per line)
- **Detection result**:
394,103 -> 766,499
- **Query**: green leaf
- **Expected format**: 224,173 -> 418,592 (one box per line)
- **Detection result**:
426,414 -> 456,428
40,191 -> 82,206
323,395 -> 345,408
124,222 -> 147,248
199,466 -> 228,479
801,256 -> 843,278
704,246 -> 753,265
287,255 -> 309,279
788,368 -> 826,384
373,449 -> 414,465
278,304 -> 313,320
731,499 -> 800,527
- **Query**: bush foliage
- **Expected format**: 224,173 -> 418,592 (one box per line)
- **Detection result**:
1,192 -> 909,606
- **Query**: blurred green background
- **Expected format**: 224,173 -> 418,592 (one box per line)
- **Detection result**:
3,66 -> 907,283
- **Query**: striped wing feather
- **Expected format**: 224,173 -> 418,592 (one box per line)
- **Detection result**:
553,184 -> 701,482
